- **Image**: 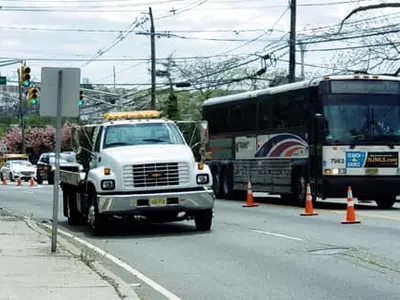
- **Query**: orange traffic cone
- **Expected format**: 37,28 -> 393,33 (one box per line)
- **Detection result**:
300,183 -> 318,216
16,177 -> 22,186
29,177 -> 35,187
242,180 -> 259,207
342,186 -> 360,224
2,177 -> 6,185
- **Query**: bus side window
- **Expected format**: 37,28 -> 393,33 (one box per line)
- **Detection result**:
271,90 -> 309,129
241,102 -> 257,132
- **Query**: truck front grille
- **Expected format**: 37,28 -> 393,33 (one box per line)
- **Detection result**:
123,162 -> 190,188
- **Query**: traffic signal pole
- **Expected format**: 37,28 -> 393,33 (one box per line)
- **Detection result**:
17,67 -> 26,154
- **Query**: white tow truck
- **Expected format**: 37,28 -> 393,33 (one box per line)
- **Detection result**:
59,110 -> 215,235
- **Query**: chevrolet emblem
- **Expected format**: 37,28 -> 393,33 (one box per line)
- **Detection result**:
150,173 -> 162,178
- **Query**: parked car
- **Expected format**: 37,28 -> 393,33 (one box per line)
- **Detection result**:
36,152 -> 81,185
0,160 -> 36,182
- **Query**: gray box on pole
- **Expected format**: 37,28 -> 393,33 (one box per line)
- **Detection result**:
40,67 -> 81,117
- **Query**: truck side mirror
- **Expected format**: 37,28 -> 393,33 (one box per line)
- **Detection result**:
314,113 -> 326,142
199,121 -> 209,144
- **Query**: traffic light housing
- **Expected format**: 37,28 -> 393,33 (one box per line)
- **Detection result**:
78,90 -> 83,106
20,66 -> 31,87
28,88 -> 38,104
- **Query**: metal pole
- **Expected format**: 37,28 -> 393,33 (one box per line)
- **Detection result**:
288,0 -> 297,83
299,43 -> 305,80
17,68 -> 26,154
149,7 -> 156,109
51,70 -> 63,253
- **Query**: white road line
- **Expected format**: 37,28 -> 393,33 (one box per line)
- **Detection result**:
42,224 -> 183,300
251,229 -> 304,241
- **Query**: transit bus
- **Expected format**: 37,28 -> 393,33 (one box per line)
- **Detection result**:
202,74 -> 400,208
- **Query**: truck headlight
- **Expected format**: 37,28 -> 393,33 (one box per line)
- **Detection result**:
101,179 -> 115,190
196,174 -> 209,184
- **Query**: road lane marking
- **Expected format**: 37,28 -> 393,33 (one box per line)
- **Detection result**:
41,224 -> 183,300
251,229 -> 304,241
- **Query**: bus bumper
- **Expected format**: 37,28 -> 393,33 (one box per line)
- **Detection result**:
321,176 -> 400,199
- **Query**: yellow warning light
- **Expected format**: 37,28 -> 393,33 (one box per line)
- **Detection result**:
104,110 -> 161,121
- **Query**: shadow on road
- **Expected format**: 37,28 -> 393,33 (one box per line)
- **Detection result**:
59,218 -> 209,240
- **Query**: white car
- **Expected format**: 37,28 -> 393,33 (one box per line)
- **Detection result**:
0,160 -> 36,182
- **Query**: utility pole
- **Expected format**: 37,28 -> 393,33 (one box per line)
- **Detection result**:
299,43 -> 305,80
17,67 -> 26,154
149,7 -> 156,109
288,0 -> 297,83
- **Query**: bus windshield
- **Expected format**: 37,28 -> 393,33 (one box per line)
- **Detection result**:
323,81 -> 400,143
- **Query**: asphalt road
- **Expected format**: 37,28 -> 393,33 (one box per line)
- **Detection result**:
2,182 -> 400,300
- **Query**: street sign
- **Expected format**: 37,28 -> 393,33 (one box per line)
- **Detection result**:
0,76 -> 7,85
0,144 -> 7,152
40,67 -> 81,253
40,67 -> 81,118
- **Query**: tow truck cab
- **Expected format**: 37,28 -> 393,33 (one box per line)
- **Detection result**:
60,110 -> 215,235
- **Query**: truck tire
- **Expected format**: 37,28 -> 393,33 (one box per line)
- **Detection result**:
375,197 -> 396,209
88,187 -> 108,236
194,209 -> 213,231
67,191 -> 81,225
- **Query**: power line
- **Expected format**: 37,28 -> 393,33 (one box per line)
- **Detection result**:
0,25 -> 270,34
0,0 -> 376,11
0,54 -> 248,62
303,42 -> 400,52
80,15 -> 148,67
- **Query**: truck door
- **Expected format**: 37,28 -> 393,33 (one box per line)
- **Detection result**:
91,126 -> 103,168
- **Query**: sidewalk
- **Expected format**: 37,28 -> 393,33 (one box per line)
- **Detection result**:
0,210 -> 128,300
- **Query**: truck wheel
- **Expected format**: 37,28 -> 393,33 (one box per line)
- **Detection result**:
194,209 -> 213,231
67,192 -> 81,225
88,188 -> 108,236
375,197 -> 396,209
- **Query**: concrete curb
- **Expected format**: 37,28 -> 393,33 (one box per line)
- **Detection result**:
0,208 -> 141,300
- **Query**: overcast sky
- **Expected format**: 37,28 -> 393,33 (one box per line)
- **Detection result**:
0,0 -> 398,89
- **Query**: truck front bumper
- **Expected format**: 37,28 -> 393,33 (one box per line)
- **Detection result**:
96,187 -> 215,214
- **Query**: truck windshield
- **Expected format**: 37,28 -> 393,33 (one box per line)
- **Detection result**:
323,93 -> 400,144
103,122 -> 186,149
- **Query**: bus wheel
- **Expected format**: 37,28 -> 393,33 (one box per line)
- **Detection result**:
222,168 -> 233,199
293,173 -> 306,207
212,169 -> 223,199
375,197 -> 396,209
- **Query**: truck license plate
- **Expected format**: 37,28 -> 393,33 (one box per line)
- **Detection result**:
149,198 -> 167,206
365,168 -> 378,175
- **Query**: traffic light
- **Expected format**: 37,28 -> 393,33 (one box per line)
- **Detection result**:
20,65 -> 31,87
78,90 -> 83,106
28,87 -> 38,104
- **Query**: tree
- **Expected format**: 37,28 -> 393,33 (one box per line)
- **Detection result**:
0,127 -> 21,153
25,126 -> 56,153
332,3 -> 400,75
0,124 -> 74,155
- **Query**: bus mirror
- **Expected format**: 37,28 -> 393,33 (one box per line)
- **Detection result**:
314,114 -> 325,141
200,121 -> 209,144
